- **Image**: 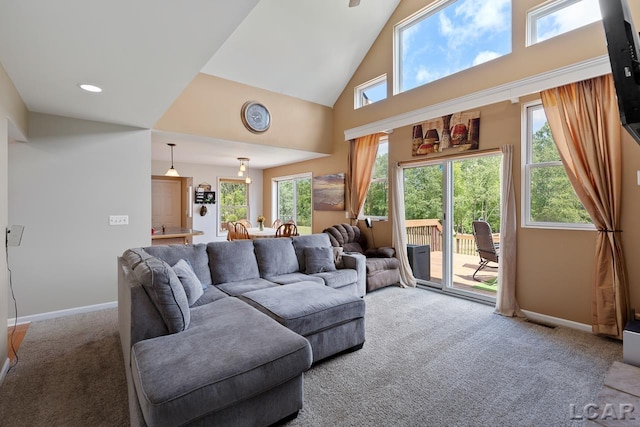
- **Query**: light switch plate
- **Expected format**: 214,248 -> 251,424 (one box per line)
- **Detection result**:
6,225 -> 24,247
109,215 -> 129,226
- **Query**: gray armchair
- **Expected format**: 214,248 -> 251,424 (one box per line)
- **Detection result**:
323,223 -> 400,293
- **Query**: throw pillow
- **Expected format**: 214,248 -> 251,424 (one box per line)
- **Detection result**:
304,247 -> 337,274
172,259 -> 204,306
132,256 -> 190,333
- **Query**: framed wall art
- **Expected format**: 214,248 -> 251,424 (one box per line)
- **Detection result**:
313,173 -> 345,211
412,110 -> 480,157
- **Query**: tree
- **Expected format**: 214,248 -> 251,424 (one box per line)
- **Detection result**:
529,122 -> 591,224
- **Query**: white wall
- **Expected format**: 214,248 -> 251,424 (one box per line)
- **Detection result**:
1,117 -> 8,374
151,160 -> 263,243
8,113 -> 151,317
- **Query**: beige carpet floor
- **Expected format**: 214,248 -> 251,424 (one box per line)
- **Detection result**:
0,286 -> 622,426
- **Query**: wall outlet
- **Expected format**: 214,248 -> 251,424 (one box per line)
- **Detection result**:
109,215 -> 129,226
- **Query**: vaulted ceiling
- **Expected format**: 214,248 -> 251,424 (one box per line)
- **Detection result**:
0,0 -> 400,167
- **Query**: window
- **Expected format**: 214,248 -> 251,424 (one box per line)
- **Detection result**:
273,173 -> 312,234
527,0 -> 601,46
362,138 -> 389,219
395,0 -> 512,94
218,178 -> 249,232
522,102 -> 592,229
355,75 -> 387,109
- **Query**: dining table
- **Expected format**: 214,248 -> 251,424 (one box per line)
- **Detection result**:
247,227 -> 277,238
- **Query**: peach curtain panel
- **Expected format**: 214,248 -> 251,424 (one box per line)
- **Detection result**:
495,145 -> 522,317
391,162 -> 416,287
347,133 -> 383,221
541,74 -> 629,339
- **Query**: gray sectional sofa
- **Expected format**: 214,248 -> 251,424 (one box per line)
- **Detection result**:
118,233 -> 367,427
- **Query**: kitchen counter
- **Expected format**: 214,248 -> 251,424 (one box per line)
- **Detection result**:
151,227 -> 204,245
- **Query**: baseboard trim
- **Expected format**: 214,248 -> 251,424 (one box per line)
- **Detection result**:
0,357 -> 10,387
522,309 -> 592,333
7,301 -> 117,327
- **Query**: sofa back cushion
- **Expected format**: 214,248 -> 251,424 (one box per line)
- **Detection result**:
128,253 -> 190,334
291,234 -> 332,273
143,244 -> 212,287
323,223 -> 368,253
253,238 -> 299,277
122,247 -> 153,270
207,240 -> 260,285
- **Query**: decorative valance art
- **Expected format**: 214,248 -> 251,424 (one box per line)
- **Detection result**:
412,110 -> 480,157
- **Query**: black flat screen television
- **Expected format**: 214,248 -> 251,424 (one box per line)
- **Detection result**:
599,0 -> 640,144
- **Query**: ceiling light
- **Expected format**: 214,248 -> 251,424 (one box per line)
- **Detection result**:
165,143 -> 180,177
78,83 -> 102,93
238,157 -> 251,184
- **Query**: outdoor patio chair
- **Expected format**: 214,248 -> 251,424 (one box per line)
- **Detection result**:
471,220 -> 499,281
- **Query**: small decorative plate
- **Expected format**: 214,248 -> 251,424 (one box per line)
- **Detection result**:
241,101 -> 271,133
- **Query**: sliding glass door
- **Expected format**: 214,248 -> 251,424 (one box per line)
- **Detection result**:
273,173 -> 312,234
404,152 -> 501,301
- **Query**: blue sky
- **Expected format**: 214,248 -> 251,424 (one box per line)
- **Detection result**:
401,0 -> 512,92
362,0 -> 601,105
536,0 -> 601,43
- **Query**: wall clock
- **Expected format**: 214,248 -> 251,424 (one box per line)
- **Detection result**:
241,101 -> 271,133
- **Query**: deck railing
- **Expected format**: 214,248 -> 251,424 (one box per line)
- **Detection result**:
405,219 -> 499,256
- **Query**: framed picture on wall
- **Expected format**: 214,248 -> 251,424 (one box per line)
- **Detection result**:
412,110 -> 480,157
313,173 -> 345,211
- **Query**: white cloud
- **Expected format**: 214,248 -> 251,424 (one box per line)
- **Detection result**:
439,0 -> 511,50
537,0 -> 601,42
415,65 -> 443,84
472,50 -> 500,66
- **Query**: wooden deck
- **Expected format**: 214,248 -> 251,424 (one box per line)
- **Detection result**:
418,250 -> 498,298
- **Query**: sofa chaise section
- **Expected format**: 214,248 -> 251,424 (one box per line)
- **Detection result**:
118,249 -> 312,427
131,298 -> 312,427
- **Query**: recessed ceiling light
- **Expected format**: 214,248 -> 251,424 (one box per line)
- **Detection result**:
78,83 -> 102,93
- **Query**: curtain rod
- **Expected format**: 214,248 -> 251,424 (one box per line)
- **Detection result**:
397,147 -> 502,167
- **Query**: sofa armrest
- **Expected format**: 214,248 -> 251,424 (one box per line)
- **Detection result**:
365,247 -> 395,258
341,253 -> 366,298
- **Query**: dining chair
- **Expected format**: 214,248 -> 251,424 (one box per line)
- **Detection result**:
234,222 -> 251,240
271,218 -> 283,229
238,219 -> 253,229
226,221 -> 237,241
275,223 -> 299,237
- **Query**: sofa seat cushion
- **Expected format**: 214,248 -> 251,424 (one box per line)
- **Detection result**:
216,278 -> 279,297
253,238 -> 299,277
311,269 -> 358,290
131,298 -> 312,427
207,240 -> 260,284
144,244 -> 212,287
264,272 -> 324,286
190,285 -> 228,307
239,281 -> 365,337
365,257 -> 400,274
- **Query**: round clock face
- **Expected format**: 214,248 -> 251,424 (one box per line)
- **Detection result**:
241,101 -> 271,133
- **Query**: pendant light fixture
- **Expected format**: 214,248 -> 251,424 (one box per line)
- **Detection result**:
237,157 -> 251,184
165,143 -> 179,177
